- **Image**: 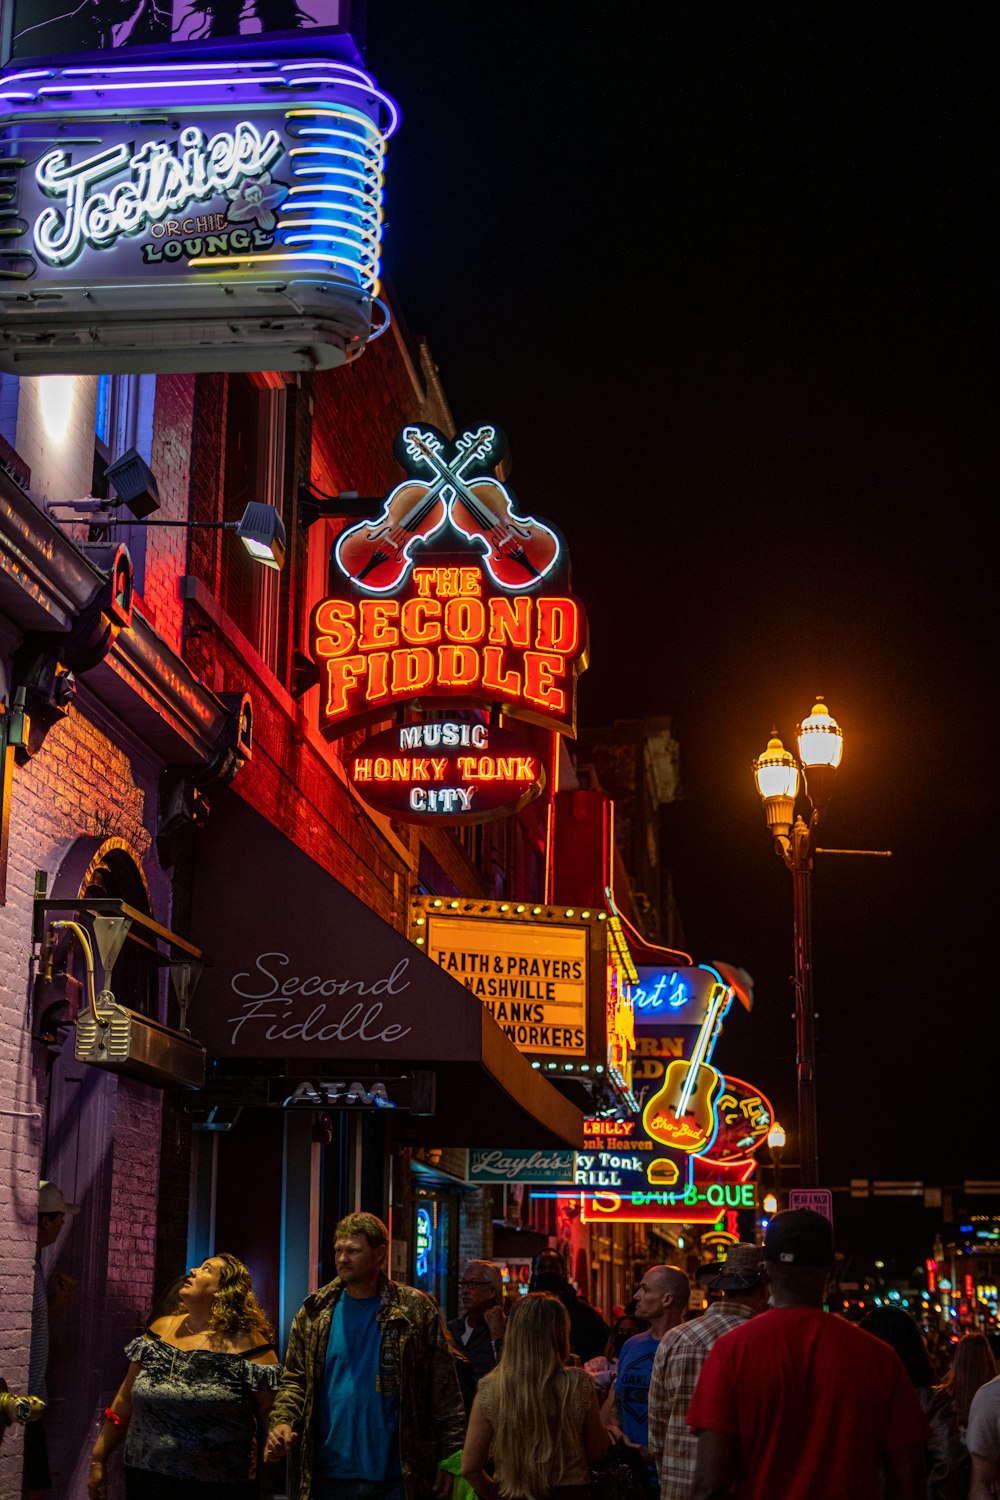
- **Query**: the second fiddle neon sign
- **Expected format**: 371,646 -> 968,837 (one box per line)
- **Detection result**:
309,424 -> 589,738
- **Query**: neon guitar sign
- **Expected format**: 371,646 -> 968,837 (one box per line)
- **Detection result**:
310,423 -> 588,738
641,972 -> 733,1155
334,425 -> 561,593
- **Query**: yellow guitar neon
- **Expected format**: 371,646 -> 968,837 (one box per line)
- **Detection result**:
641,981 -> 730,1154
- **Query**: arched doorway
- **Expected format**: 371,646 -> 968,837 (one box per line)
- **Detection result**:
38,837 -> 161,1498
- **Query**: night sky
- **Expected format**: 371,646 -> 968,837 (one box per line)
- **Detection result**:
366,6 -> 994,1265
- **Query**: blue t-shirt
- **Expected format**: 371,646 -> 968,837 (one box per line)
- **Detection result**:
316,1293 -> 401,1480
616,1331 -> 658,1485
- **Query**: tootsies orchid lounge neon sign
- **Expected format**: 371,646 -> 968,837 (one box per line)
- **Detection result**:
309,424 -> 589,737
0,54 -> 398,374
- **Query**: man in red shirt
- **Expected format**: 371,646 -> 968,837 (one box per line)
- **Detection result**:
686,1209 -> 928,1500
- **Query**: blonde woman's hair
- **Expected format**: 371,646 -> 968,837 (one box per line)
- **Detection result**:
479,1293 -> 582,1500
208,1253 -> 275,1345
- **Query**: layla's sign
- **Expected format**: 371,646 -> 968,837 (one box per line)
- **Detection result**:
0,55 -> 398,374
309,425 -> 588,737
467,1148 -> 577,1184
348,718 -> 544,822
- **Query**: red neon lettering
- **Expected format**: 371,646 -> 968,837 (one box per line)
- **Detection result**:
358,600 -> 400,649
481,645 -> 520,697
390,648 -> 434,695
323,655 -> 365,715
537,598 -> 579,653
438,643 -> 480,687
430,758 -> 446,779
400,598 -> 442,644
488,596 -> 531,648
354,758 -> 371,780
374,758 -> 390,777
366,651 -> 391,702
523,652 -> 566,713
312,600 -> 356,657
444,597 -> 486,642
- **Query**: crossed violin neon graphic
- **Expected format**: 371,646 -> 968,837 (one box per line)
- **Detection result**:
334,424 -> 561,595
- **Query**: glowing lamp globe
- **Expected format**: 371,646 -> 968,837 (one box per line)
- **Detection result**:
753,733 -> 799,836
767,1121 -> 786,1151
797,699 -> 843,769
763,1193 -> 778,1215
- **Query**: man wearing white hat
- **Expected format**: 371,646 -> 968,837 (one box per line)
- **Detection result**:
647,1244 -> 769,1499
25,1181 -> 80,1499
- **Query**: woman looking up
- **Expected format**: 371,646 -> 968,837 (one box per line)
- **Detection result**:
87,1253 -> 280,1500
462,1291 -> 609,1500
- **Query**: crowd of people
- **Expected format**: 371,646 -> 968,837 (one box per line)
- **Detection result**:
25,1184 -> 1000,1500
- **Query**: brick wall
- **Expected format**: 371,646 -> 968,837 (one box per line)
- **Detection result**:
13,376 -> 97,507
141,374 -> 197,654
0,704 -> 166,1498
459,1188 -> 493,1268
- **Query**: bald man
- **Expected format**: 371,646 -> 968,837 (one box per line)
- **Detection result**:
610,1266 -> 691,1493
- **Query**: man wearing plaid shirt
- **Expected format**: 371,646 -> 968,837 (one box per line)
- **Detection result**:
647,1244 -> 769,1500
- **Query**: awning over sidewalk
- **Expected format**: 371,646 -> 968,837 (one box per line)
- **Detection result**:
188,791 -> 582,1148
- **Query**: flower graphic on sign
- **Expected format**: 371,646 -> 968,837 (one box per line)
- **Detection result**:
226,173 -> 287,231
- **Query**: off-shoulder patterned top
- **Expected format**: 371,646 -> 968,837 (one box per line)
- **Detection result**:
122,1329 -> 281,1484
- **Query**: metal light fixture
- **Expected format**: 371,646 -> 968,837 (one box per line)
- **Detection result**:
753,731 -> 800,837
104,447 -> 161,519
234,502 -> 286,570
45,455 -> 285,571
751,701 -> 845,1190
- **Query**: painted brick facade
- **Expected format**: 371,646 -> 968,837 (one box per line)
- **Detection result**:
0,703 -> 167,1498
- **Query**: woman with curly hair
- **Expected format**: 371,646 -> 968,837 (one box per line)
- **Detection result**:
462,1292 -> 609,1500
87,1253 -> 280,1500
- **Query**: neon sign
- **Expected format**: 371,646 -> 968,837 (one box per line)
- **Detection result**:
310,426 -> 588,738
640,973 -> 732,1155
415,1206 -> 432,1280
579,1182 -> 757,1226
0,55 -> 398,374
33,122 -> 286,266
347,718 -> 544,822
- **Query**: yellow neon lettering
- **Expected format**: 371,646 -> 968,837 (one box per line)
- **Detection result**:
400,597 -> 442,644
481,646 -> 519,697
312,600 -> 356,657
523,651 -> 565,712
358,599 -> 400,650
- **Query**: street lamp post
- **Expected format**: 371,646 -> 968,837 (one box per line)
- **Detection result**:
767,1120 -> 786,1208
753,700 -> 844,1191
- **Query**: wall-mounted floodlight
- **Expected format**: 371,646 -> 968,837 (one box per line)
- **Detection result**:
104,447 -> 161,519
234,502 -> 286,570
47,479 -> 287,573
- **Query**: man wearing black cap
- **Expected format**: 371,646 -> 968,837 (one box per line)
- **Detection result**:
529,1248 -> 610,1364
686,1209 -> 929,1500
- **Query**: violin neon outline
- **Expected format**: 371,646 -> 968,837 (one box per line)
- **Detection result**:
403,426 -> 561,592
333,426 -> 498,594
641,971 -> 734,1157
333,424 -> 562,594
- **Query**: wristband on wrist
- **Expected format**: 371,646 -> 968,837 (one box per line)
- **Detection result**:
103,1407 -> 126,1428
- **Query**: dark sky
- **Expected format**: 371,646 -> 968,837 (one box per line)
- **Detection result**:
366,6 -> 995,1264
